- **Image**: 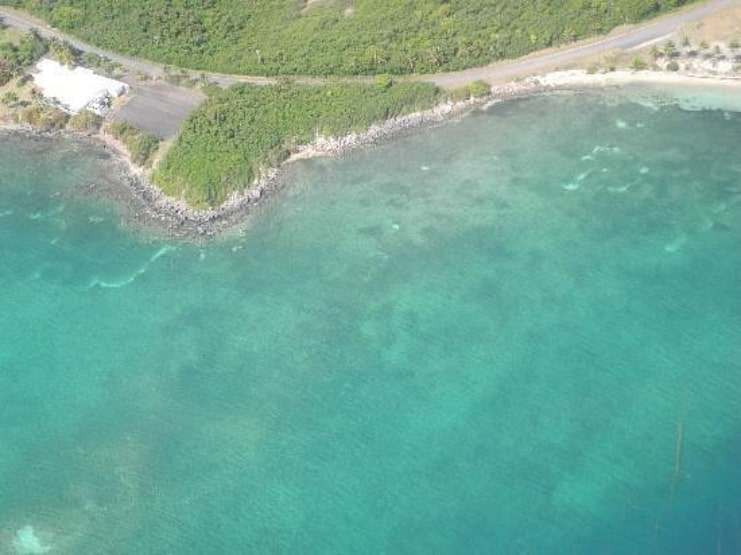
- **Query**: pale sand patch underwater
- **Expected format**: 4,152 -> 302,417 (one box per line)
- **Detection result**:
2,81 -> 740,554
528,69 -> 741,111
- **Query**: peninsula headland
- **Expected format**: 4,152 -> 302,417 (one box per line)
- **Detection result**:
1,0 -> 739,237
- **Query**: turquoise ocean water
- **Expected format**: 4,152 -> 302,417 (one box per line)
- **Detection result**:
1,86 -> 740,554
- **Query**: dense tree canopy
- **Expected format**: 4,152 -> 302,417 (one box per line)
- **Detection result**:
0,26 -> 46,85
2,0 -> 695,76
154,81 -> 441,207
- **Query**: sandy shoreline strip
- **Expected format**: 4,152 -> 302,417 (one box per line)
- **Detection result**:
3,70 -> 740,239
528,68 -> 741,90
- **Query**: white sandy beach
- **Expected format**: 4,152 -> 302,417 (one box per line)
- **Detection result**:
524,69 -> 741,111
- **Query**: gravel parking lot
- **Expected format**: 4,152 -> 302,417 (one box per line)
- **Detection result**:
111,81 -> 205,139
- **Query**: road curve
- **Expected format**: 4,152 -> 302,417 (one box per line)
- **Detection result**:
428,0 -> 740,87
0,6 -> 275,86
1,0 -> 738,89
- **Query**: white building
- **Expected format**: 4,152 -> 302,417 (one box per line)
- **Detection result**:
33,58 -> 129,116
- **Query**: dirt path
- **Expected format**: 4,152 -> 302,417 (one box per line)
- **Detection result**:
1,0 -> 738,89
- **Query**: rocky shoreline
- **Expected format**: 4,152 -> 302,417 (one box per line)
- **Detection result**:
0,97 -> 470,239
155,70 -> 740,239
6,70 -> 738,240
103,79 -> 549,239
1,80 -> 546,240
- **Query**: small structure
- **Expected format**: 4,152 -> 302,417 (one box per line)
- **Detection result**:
32,58 -> 128,116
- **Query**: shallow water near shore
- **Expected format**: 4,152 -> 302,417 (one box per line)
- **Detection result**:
1,88 -> 740,553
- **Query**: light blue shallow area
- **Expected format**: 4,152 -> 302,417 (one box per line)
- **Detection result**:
1,88 -> 740,554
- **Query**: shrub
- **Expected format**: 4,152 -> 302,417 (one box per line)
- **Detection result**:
20,104 -> 69,131
1,91 -> 18,105
108,121 -> 160,166
68,110 -> 103,133
48,39 -> 78,66
630,57 -> 648,70
666,60 -> 680,71
127,132 -> 160,166
464,80 -> 491,98
0,30 -> 48,82
374,73 -> 392,91
80,51 -> 102,67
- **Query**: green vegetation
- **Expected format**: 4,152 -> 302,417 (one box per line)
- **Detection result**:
0,27 -> 46,85
449,80 -> 491,101
162,67 -> 203,89
463,80 -> 490,98
154,80 -> 440,207
44,37 -> 126,76
108,121 -> 160,167
2,0 -> 696,76
67,110 -> 102,133
666,60 -> 680,71
19,103 -> 69,131
631,56 -> 648,70
1,89 -> 18,104
374,73 -> 392,92
75,49 -> 123,77
47,37 -> 77,65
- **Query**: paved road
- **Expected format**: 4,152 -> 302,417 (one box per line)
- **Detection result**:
428,0 -> 740,87
1,7 -> 163,78
0,6 -> 275,86
1,0 -> 738,89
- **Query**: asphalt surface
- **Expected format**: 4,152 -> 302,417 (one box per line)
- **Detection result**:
428,0 -> 740,87
111,82 -> 205,140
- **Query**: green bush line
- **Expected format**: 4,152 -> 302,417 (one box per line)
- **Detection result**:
0,27 -> 46,85
18,103 -> 68,131
2,1 -> 696,76
108,121 -> 159,168
67,109 -> 102,133
153,81 -> 441,208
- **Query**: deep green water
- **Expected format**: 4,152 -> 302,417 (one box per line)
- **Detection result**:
1,87 -> 740,554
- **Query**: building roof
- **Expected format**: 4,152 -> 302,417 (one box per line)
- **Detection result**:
33,58 -> 128,114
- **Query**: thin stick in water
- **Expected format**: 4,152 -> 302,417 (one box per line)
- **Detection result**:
670,420 -> 684,500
